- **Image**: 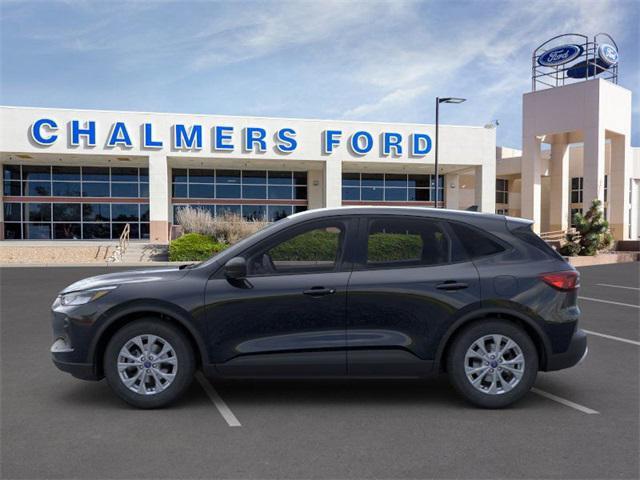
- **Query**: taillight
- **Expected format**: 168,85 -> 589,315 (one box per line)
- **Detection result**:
540,271 -> 580,291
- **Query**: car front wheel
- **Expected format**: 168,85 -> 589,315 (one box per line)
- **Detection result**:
447,319 -> 538,408
104,319 -> 195,408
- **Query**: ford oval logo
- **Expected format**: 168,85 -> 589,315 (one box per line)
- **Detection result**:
598,44 -> 618,66
538,44 -> 583,67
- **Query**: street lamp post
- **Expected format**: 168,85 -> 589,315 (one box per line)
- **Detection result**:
434,96 -> 466,208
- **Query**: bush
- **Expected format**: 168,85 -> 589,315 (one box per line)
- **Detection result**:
169,233 -> 227,262
176,207 -> 269,244
559,199 -> 613,256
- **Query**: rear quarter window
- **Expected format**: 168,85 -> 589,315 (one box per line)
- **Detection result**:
511,224 -> 565,260
448,222 -> 505,259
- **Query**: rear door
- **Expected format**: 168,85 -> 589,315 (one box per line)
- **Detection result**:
346,215 -> 481,376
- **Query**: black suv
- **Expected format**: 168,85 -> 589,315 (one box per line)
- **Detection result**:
51,207 -> 587,409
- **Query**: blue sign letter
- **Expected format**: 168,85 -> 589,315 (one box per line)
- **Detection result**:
71,120 -> 96,147
214,126 -> 234,151
350,131 -> 373,155
323,130 -> 342,154
275,128 -> 297,153
173,124 -> 203,150
411,133 -> 432,156
143,123 -> 163,148
30,118 -> 58,145
383,132 -> 403,156
244,127 -> 267,152
107,122 -> 132,148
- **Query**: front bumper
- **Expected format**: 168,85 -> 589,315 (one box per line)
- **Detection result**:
545,328 -> 588,371
51,337 -> 101,380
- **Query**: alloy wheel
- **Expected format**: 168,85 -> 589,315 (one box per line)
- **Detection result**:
464,334 -> 525,395
117,334 -> 178,395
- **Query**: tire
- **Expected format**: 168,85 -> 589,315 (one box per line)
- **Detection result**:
446,319 -> 538,409
104,319 -> 195,409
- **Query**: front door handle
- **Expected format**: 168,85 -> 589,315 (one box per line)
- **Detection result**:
303,287 -> 336,297
436,281 -> 469,291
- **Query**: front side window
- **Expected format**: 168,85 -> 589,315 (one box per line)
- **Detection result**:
365,217 -> 451,268
248,222 -> 344,275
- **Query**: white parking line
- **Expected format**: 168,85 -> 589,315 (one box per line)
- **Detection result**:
579,296 -> 640,309
583,329 -> 640,346
596,283 -> 640,291
195,372 -> 242,427
531,388 -> 599,415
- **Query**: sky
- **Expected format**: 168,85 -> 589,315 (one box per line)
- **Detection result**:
1,0 -> 638,148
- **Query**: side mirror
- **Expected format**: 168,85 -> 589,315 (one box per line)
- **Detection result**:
224,257 -> 247,279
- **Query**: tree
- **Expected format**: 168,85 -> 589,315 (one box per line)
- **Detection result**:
559,199 -> 613,256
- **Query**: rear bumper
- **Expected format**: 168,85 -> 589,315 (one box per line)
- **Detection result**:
544,328 -> 588,371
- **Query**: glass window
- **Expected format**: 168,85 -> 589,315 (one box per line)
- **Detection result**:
268,205 -> 293,221
249,223 -> 344,275
112,204 -> 139,222
54,223 -> 81,239
82,182 -> 110,197
22,165 -> 50,181
24,223 -> 51,239
294,186 -> 307,199
408,175 -> 429,188
141,223 -> 150,239
362,187 -> 384,201
83,203 -> 110,221
267,171 -> 291,185
408,188 -> 428,201
3,181 -> 21,196
216,170 -> 241,184
343,187 -> 359,201
52,166 -> 80,181
172,183 -> 188,198
242,185 -> 266,199
25,181 -> 51,196
242,205 -> 267,221
140,183 -> 149,198
111,182 -> 138,197
268,186 -> 292,199
4,223 -> 22,239
82,167 -> 109,182
188,183 -> 215,199
189,169 -> 215,183
385,174 -> 407,187
3,164 -> 21,181
4,202 -> 21,221
496,178 -> 509,204
53,203 -> 81,221
342,173 -> 360,187
110,167 -> 139,182
571,177 -> 583,203
293,171 -> 307,186
52,182 -> 81,197
140,204 -> 150,222
243,170 -> 267,184
361,173 -> 384,187
83,223 -> 110,239
385,188 -> 408,201
366,218 -> 450,267
216,204 -> 241,217
113,222 -> 139,240
216,184 -> 241,199
139,168 -> 149,182
25,203 -> 51,222
172,168 -> 188,183
449,222 -> 505,259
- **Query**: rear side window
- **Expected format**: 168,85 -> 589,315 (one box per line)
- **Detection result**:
511,224 -> 564,260
365,217 -> 451,268
448,222 -> 505,259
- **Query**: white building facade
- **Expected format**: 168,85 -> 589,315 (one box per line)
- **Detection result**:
0,106 -> 496,243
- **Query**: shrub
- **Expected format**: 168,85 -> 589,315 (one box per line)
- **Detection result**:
169,233 -> 227,262
175,207 -> 268,244
559,199 -> 613,256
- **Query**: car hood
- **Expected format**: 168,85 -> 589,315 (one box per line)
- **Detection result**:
60,267 -> 188,294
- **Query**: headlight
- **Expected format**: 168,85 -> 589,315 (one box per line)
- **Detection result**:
60,286 -> 117,306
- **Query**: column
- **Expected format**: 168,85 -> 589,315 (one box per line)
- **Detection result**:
582,126 -> 605,212
148,153 -> 170,244
323,159 -> 342,208
306,169 -> 324,210
0,168 -> 4,240
445,173 -> 459,210
521,135 -> 543,232
549,134 -> 570,232
609,134 -> 631,240
474,163 -> 495,213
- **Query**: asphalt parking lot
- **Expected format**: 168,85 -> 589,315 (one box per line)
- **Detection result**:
1,263 -> 638,479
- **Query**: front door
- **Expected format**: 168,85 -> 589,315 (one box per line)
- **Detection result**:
204,218 -> 354,377
346,215 -> 481,376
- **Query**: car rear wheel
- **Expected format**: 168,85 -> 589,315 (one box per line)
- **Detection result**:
447,319 -> 538,408
104,319 -> 195,409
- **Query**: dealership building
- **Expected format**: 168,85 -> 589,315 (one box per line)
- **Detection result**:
0,35 -> 638,244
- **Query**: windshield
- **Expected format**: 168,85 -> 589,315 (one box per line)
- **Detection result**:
196,217 -> 292,268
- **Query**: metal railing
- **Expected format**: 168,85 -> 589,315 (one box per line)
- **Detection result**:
106,223 -> 131,263
540,228 -> 578,242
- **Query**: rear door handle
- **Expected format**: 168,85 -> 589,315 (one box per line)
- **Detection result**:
303,287 -> 336,297
436,281 -> 469,291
